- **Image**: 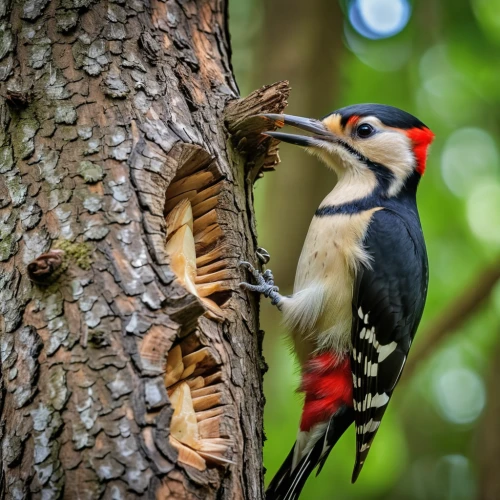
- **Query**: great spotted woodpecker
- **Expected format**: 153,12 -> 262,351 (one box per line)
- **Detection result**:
240,104 -> 434,499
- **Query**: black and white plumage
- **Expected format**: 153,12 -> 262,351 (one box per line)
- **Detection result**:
350,195 -> 428,481
239,104 -> 434,499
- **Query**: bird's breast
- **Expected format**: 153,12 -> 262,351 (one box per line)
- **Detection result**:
283,208 -> 382,364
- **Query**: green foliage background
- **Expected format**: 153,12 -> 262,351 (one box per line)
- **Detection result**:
230,0 -> 500,498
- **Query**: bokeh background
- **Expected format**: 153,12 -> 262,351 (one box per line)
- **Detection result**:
229,0 -> 500,498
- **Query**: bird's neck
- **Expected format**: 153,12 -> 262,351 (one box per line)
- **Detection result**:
317,168 -> 419,217
321,168 -> 378,208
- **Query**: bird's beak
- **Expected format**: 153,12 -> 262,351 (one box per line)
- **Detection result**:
258,113 -> 336,147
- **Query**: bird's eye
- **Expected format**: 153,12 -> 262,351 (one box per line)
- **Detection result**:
356,124 -> 375,139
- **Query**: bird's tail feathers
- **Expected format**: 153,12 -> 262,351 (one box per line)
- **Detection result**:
266,406 -> 354,500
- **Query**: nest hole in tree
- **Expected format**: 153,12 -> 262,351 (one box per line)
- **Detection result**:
165,332 -> 234,471
164,148 -> 236,321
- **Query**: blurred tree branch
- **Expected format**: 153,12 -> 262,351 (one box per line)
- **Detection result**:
404,258 -> 500,379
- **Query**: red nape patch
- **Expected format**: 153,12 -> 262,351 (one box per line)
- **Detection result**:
406,127 -> 435,175
300,353 -> 353,432
347,115 -> 359,126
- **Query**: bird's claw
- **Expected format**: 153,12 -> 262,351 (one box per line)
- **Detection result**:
256,247 -> 271,264
239,260 -> 282,309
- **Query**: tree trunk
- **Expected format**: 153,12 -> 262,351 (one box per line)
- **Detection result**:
0,1 -> 288,498
477,337 -> 500,500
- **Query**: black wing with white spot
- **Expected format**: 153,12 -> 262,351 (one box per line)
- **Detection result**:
350,207 -> 428,482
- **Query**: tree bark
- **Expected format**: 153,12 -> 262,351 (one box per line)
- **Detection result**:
0,1 -> 287,498
477,337 -> 500,500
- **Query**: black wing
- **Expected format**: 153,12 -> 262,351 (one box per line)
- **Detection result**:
350,208 -> 428,482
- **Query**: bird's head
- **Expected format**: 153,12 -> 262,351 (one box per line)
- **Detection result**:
261,104 -> 434,196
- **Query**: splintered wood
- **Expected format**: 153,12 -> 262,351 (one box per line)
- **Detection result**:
164,161 -> 234,320
166,342 -> 233,471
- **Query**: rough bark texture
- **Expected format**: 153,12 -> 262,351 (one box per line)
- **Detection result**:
0,1 -> 288,499
477,337 -> 500,500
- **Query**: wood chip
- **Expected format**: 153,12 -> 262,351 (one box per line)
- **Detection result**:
180,362 -> 197,380
195,269 -> 233,284
175,147 -> 213,179
186,376 -> 205,390
192,392 -> 222,412
196,244 -> 229,267
164,190 -> 197,214
169,382 -> 200,448
196,281 -> 231,298
182,347 -> 210,368
192,195 -> 219,218
197,438 -> 235,466
197,438 -> 233,454
191,383 -> 223,399
203,371 -> 222,386
169,436 -> 206,471
165,345 -> 184,387
167,171 -> 214,199
166,198 -> 193,240
191,182 -> 222,206
194,223 -> 219,244
165,224 -> 198,296
200,297 -> 224,320
193,209 -> 217,235
198,415 -> 221,439
195,406 -> 225,422
197,259 -> 230,276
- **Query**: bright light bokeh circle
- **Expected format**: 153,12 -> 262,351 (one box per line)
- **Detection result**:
349,0 -> 411,39
467,182 -> 500,247
441,127 -> 499,197
432,368 -> 486,425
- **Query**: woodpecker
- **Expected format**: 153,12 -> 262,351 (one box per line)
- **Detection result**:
240,104 -> 434,500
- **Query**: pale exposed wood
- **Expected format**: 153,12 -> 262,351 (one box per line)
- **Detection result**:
165,190 -> 198,214
192,196 -> 220,219
199,297 -> 224,320
166,199 -> 194,240
203,371 -> 223,386
165,345 -> 185,388
198,415 -> 222,439
193,209 -> 218,235
192,393 -> 222,412
191,383 -> 224,399
197,259 -> 231,276
196,281 -> 232,298
191,183 -> 224,206
182,347 -> 213,368
170,383 -> 200,448
169,437 -> 206,472
195,226 -> 224,254
165,225 -> 198,296
195,407 -> 225,423
196,245 -> 230,267
186,376 -> 205,390
168,171 -> 215,199
195,269 -> 233,284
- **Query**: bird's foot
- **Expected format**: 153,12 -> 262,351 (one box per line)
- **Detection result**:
239,258 -> 283,310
